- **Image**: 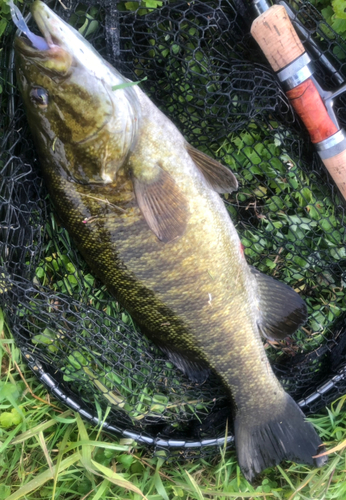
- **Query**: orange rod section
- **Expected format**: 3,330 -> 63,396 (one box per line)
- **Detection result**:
286,79 -> 338,143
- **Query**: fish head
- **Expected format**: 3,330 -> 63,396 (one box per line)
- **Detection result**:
14,0 -> 140,184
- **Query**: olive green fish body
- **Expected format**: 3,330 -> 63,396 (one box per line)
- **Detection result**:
42,95 -> 273,403
14,1 -> 327,481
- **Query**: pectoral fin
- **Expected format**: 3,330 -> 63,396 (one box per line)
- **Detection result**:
250,266 -> 308,340
186,143 -> 238,193
132,165 -> 189,243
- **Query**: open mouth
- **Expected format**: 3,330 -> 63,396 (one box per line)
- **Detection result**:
13,1 -> 74,76
11,0 -> 53,52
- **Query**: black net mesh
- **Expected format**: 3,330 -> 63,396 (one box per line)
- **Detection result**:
1,0 -> 346,456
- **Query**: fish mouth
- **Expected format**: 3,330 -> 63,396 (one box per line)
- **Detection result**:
14,1 -> 73,74
14,1 -> 68,57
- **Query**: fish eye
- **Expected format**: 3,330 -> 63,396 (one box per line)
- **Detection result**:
30,87 -> 49,108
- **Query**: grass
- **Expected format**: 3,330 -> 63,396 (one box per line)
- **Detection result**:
1,309 -> 346,499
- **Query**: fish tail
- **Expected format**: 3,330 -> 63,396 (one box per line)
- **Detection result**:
234,393 -> 327,482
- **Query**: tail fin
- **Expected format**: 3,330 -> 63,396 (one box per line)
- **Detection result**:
234,393 -> 327,482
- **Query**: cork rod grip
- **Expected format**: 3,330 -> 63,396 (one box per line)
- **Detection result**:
250,4 -> 304,72
323,151 -> 346,199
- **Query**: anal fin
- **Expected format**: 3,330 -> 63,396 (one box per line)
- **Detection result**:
157,342 -> 210,384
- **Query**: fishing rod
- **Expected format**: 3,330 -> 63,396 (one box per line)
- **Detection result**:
244,0 -> 346,202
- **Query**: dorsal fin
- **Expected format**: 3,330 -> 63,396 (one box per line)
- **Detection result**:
186,143 -> 238,193
132,164 -> 189,243
250,266 -> 308,341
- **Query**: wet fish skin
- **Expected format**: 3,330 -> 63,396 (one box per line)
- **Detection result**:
14,0 -> 327,481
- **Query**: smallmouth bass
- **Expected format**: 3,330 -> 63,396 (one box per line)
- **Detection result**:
13,0 -> 327,481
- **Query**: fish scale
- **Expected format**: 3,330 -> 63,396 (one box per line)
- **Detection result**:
13,0 -> 327,481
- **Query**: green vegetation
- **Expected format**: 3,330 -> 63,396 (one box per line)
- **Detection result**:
311,0 -> 346,38
124,0 -> 164,13
0,0 -> 15,39
214,123 -> 346,342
